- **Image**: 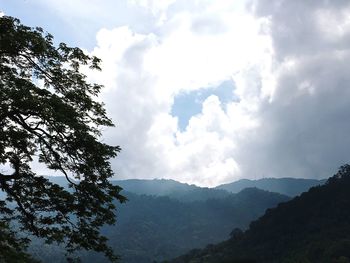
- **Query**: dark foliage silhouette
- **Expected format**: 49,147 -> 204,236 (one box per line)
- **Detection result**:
171,165 -> 350,263
0,16 -> 126,262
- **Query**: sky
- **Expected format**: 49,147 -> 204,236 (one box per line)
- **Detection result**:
2,0 -> 350,187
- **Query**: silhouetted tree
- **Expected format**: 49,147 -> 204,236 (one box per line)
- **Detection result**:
0,16 -> 126,262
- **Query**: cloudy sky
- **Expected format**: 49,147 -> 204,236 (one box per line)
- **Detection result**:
2,0 -> 350,187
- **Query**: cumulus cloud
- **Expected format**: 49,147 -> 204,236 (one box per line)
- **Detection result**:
15,0 -> 350,186
84,1 -> 271,186
106,0 -> 350,186
235,0 -> 350,180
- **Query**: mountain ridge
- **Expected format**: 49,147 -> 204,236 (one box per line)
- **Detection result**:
170,165 -> 350,263
42,176 -> 325,198
216,177 -> 326,197
29,183 -> 290,263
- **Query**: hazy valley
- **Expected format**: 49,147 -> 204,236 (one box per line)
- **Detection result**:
29,177 -> 327,262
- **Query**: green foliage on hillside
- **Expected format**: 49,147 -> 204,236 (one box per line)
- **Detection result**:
29,186 -> 289,263
171,165 -> 350,263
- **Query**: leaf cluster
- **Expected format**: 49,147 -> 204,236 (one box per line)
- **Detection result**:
0,16 -> 126,262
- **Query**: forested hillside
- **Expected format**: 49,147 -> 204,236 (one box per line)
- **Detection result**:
171,165 -> 350,263
30,186 -> 289,263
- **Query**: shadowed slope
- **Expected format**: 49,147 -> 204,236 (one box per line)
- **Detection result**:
171,165 -> 350,263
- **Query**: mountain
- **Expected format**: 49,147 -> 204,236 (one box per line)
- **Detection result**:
30,187 -> 289,263
171,165 -> 350,263
44,176 -> 325,199
216,177 -> 326,197
113,179 -> 230,202
113,179 -> 196,195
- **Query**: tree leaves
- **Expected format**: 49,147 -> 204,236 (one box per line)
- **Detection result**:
0,16 -> 125,262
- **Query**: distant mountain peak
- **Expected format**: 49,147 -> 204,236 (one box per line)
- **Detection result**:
216,177 -> 325,197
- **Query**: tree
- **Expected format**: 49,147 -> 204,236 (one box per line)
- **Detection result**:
0,16 -> 126,262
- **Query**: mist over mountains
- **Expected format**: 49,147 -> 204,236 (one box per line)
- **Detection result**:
216,178 -> 326,197
30,176 -> 328,262
114,177 -> 325,198
45,176 -> 325,199
30,177 -> 302,263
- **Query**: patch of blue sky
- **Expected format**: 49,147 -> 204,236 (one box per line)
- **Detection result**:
1,1 -> 159,50
171,79 -> 237,131
1,2 -> 74,46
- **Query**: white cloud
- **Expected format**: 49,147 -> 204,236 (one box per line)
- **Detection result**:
18,0 -> 350,186
316,6 -> 350,42
83,1 -> 272,186
128,0 -> 176,25
235,0 -> 350,180
144,9 -> 271,96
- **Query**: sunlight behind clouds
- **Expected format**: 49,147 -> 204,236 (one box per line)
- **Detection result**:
84,1 -> 272,186
5,0 -> 350,186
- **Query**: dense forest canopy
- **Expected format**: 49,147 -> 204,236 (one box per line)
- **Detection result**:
171,165 -> 350,263
29,186 -> 289,263
0,16 -> 125,262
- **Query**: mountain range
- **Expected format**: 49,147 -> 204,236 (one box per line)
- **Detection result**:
114,177 -> 325,199
216,177 -> 326,197
171,165 -> 350,263
30,179 -> 290,263
25,176 -> 328,262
